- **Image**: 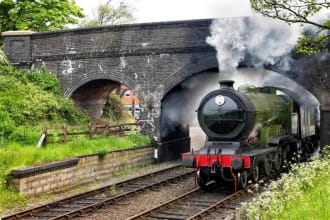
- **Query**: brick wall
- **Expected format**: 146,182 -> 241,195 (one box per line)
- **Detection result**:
9,146 -> 154,196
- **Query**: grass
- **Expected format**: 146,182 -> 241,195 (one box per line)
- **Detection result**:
0,134 -> 151,213
243,146 -> 330,220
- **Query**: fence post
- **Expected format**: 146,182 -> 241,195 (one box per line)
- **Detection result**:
104,122 -> 109,136
36,126 -> 47,148
120,124 -> 125,136
43,126 -> 48,146
88,123 -> 92,139
63,124 -> 67,143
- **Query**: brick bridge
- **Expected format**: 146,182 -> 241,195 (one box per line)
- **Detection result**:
3,19 -> 330,161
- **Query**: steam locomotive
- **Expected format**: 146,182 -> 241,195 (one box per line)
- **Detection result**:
182,80 -> 319,191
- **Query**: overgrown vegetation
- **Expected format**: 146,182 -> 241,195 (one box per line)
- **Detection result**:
0,64 -> 89,145
243,146 -> 330,219
0,64 -> 151,212
103,92 -> 130,122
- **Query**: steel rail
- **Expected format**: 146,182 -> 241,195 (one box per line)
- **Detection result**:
127,187 -> 202,220
128,183 -> 259,220
187,184 -> 256,220
2,164 -> 192,220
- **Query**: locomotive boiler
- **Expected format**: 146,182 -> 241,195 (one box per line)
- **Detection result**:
182,80 -> 318,191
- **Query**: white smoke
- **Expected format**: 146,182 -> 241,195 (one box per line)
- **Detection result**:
160,72 -> 219,138
206,16 -> 302,73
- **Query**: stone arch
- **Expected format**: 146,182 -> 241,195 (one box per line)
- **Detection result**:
69,73 -> 137,120
64,74 -> 137,98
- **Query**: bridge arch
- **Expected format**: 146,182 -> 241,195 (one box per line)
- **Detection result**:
64,73 -> 137,98
69,72 -> 138,120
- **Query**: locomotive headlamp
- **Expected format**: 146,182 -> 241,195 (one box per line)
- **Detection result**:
215,95 -> 225,106
231,158 -> 243,170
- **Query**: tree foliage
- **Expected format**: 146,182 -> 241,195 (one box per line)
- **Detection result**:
250,0 -> 330,55
0,0 -> 84,32
79,0 -> 133,27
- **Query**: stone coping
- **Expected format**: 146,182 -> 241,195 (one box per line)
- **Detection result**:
10,158 -> 79,179
2,31 -> 34,36
76,145 -> 154,158
321,105 -> 330,111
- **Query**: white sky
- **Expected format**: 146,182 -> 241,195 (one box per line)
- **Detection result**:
75,0 -> 252,23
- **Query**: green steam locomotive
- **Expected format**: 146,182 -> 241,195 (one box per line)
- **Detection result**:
182,80 -> 319,191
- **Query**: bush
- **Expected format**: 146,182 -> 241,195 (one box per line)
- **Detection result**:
103,93 -> 126,122
0,64 -> 89,144
8,126 -> 41,145
0,110 -> 15,138
26,67 -> 61,95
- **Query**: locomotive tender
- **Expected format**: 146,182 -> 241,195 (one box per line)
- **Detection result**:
182,80 -> 319,191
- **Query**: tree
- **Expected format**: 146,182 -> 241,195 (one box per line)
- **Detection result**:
250,0 -> 330,55
0,0 -> 84,32
79,0 -> 134,27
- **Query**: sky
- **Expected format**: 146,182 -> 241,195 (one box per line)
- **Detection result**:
75,0 -> 253,23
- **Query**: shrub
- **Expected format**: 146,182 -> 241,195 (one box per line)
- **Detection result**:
103,93 -> 126,122
0,63 -> 89,144
0,110 -> 15,138
8,126 -> 41,145
26,67 -> 61,95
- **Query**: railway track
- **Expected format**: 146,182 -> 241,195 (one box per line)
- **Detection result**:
2,165 -> 194,220
128,183 -> 259,220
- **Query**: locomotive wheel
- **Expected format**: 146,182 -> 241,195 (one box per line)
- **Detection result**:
282,145 -> 289,170
263,159 -> 271,176
237,171 -> 248,189
250,165 -> 259,183
273,151 -> 282,172
197,169 -> 210,191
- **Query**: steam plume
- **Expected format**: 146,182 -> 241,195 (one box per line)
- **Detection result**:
206,16 -> 301,73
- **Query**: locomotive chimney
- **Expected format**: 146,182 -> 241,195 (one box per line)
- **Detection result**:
219,80 -> 234,89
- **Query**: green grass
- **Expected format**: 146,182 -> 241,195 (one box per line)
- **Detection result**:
0,134 -> 151,213
244,147 -> 330,220
278,178 -> 330,220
